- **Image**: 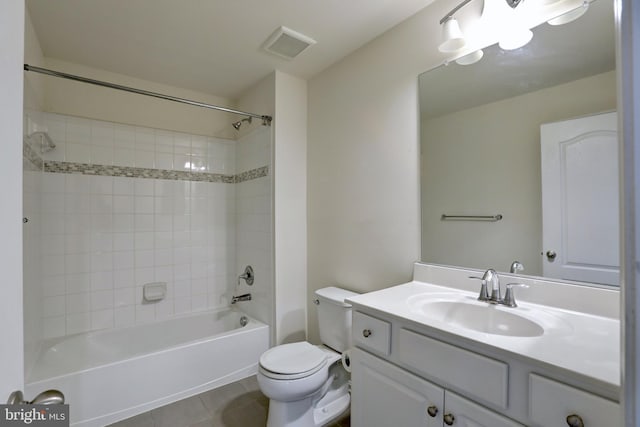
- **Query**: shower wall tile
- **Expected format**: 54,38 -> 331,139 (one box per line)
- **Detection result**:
43,316 -> 66,340
66,313 -> 91,335
40,169 -> 238,339
114,306 -> 135,328
91,309 -> 114,330
32,112 -> 272,342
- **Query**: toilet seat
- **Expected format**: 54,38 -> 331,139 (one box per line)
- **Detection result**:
259,342 -> 328,380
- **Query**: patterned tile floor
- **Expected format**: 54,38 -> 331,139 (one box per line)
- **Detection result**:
107,375 -> 350,427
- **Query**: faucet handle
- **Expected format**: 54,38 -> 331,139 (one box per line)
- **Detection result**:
469,276 -> 489,301
503,283 -> 528,307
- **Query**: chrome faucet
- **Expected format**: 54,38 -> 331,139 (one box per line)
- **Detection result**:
231,293 -> 252,304
469,269 -> 528,307
509,261 -> 524,274
470,268 -> 501,302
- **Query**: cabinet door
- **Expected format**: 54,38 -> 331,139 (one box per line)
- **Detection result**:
351,348 -> 444,427
443,391 -> 524,427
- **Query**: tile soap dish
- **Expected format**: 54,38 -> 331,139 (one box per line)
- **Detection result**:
143,282 -> 167,302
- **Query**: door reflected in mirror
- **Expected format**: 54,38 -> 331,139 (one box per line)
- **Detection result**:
419,0 -> 618,286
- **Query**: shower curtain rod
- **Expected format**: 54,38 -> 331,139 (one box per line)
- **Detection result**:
23,64 -> 273,125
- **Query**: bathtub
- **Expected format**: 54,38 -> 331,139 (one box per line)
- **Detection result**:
25,308 -> 269,427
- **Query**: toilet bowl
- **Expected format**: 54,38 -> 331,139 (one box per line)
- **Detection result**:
257,287 -> 357,427
257,343 -> 350,427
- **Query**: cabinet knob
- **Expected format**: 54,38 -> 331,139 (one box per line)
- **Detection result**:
362,329 -> 372,338
566,414 -> 584,427
426,405 -> 438,418
443,413 -> 455,425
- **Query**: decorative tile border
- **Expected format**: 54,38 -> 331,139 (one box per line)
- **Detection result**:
235,166 -> 269,183
41,160 -> 267,184
23,139 -> 269,183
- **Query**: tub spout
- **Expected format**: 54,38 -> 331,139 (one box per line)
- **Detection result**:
231,293 -> 252,304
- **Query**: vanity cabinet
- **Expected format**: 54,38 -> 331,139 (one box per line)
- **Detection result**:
351,348 -> 523,427
350,309 -> 620,427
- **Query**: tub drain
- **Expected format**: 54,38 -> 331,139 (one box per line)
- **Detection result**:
240,316 -> 248,327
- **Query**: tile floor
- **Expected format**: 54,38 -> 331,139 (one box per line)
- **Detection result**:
107,375 -> 350,427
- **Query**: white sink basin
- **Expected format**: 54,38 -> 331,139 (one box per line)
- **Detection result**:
421,300 -> 544,337
407,293 -> 571,338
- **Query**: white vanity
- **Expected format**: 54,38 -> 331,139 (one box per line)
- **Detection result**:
346,263 -> 620,427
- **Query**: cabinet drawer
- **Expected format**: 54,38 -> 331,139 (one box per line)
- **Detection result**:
352,311 -> 391,356
397,328 -> 509,409
529,374 -> 620,426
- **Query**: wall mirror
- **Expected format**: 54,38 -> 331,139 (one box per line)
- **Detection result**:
419,0 -> 618,286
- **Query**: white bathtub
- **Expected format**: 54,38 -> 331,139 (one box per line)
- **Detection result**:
25,308 -> 269,427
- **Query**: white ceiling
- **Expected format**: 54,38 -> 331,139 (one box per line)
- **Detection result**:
26,0 -> 432,99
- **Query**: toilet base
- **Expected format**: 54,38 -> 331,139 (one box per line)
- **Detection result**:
266,383 -> 350,427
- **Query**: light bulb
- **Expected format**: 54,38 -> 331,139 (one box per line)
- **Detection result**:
499,27 -> 532,50
439,17 -> 466,53
455,49 -> 484,65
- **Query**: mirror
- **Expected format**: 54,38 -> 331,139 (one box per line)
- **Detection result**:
419,0 -> 617,285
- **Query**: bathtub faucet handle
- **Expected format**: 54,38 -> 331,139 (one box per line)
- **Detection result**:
238,265 -> 254,286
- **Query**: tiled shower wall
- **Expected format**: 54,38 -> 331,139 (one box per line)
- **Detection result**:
26,112 -> 271,340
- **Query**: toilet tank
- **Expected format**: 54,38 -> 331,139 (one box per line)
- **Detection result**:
315,287 -> 359,353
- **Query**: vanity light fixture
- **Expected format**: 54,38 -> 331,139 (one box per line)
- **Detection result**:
438,0 -> 534,56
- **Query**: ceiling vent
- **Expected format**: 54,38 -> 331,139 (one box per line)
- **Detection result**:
263,26 -> 316,60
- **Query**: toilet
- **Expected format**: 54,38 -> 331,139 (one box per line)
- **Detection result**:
257,286 -> 358,427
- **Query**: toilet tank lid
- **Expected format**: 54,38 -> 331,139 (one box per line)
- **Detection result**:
315,286 -> 359,307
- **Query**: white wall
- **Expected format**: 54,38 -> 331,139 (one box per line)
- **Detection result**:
421,71 -> 617,276
307,2 -> 446,343
0,0 -> 25,398
273,71 -> 308,344
41,58 -> 237,138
